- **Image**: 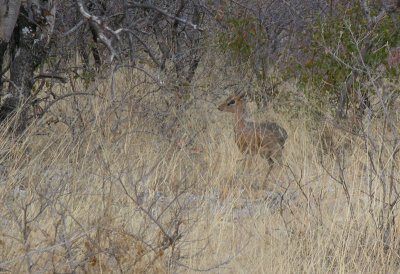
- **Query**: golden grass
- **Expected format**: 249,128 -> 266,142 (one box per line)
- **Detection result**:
0,68 -> 399,273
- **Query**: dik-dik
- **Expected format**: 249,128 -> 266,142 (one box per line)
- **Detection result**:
218,93 -> 287,164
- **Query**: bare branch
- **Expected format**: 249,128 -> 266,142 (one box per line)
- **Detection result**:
129,1 -> 203,31
360,0 -> 387,26
61,19 -> 85,37
42,92 -> 98,114
76,0 -> 120,62
34,73 -> 68,83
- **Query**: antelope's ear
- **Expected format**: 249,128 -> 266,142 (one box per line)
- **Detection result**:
238,92 -> 245,99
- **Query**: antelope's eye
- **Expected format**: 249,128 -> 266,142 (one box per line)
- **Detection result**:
228,99 -> 235,105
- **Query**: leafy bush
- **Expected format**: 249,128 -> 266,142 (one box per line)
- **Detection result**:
299,3 -> 400,114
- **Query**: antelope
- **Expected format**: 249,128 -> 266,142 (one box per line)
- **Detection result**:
218,93 -> 287,164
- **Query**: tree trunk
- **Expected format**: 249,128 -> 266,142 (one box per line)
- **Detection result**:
0,41 -> 8,91
0,1 -> 55,132
0,0 -> 21,43
0,0 -> 21,97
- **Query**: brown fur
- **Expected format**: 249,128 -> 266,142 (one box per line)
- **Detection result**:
218,93 -> 287,163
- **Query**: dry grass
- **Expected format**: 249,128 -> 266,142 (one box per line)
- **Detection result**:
0,67 -> 399,273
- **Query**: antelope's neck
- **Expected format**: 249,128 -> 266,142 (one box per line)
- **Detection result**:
234,102 -> 246,135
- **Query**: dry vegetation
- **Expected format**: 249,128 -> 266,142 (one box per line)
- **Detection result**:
0,48 -> 399,274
